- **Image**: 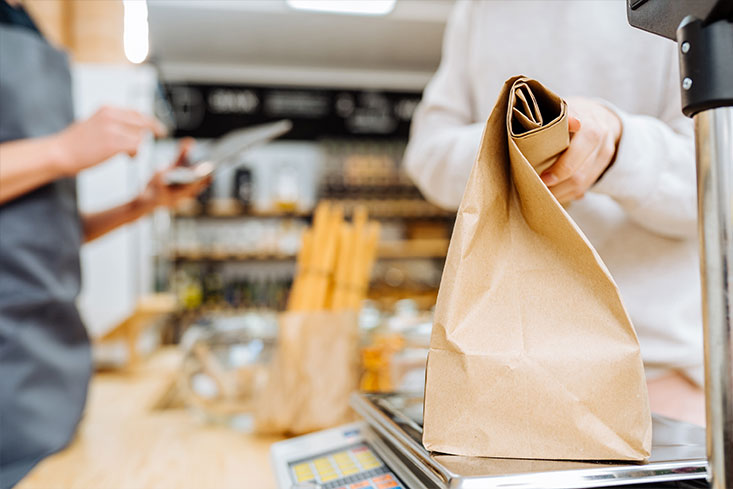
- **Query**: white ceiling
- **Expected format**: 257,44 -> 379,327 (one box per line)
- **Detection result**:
148,0 -> 454,87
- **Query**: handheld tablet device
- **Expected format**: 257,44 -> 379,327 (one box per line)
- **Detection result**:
164,119 -> 292,185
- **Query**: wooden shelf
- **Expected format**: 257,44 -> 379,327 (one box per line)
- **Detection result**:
173,199 -> 310,218
170,250 -> 296,261
169,239 -> 449,262
173,198 -> 454,220
377,239 -> 449,258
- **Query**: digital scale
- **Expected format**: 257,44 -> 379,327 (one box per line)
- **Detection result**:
271,393 -> 710,489
271,421 -> 415,489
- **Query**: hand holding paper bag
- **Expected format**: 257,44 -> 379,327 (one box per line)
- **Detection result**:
422,77 -> 651,461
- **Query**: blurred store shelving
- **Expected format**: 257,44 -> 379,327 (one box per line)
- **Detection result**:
154,84 -> 455,337
141,1 -> 455,340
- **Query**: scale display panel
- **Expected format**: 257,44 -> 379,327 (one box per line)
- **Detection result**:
289,443 -> 401,488
271,422 -> 411,489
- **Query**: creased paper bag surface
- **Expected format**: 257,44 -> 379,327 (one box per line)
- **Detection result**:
422,76 -> 651,461
255,310 -> 359,435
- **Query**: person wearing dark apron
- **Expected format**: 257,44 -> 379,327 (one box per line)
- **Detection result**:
0,3 -> 208,487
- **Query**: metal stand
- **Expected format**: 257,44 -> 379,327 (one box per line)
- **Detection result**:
680,15 -> 733,489
629,3 -> 733,487
695,106 -> 733,489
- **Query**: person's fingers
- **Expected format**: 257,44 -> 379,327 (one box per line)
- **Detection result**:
124,137 -> 142,158
194,175 -> 212,193
547,165 -> 587,202
181,175 -> 210,198
101,122 -> 150,158
546,143 -> 606,203
118,129 -> 145,156
172,138 -> 195,168
549,188 -> 574,205
167,184 -> 199,204
549,177 -> 584,203
110,129 -> 144,158
183,177 -> 209,197
125,146 -> 139,158
151,118 -> 168,138
111,108 -> 168,138
568,115 -> 582,133
540,129 -> 596,186
121,109 -> 167,137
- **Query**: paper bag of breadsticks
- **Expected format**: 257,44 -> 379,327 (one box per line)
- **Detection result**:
422,76 -> 651,461
255,310 -> 359,435
256,203 -> 379,435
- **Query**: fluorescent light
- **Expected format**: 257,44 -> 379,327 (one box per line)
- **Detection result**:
123,0 -> 149,64
287,0 -> 396,16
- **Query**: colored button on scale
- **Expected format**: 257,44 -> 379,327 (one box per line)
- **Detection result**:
349,481 -> 372,489
375,481 -> 399,489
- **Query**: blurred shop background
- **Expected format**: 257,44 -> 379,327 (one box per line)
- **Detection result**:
23,0 -> 453,391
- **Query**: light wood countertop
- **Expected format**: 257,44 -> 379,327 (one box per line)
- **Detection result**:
17,348 -> 284,489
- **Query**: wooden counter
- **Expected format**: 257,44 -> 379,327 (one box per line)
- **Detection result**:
17,348 -> 284,489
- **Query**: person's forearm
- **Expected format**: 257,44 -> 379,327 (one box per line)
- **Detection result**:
0,136 -> 69,204
82,194 -> 156,242
592,107 -> 697,239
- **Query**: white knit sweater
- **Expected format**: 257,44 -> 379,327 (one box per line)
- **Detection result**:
404,0 -> 703,385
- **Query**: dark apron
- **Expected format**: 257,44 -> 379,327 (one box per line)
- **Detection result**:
0,25 -> 91,489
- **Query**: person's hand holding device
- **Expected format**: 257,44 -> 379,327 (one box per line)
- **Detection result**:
539,97 -> 622,204
0,105 -> 187,206
1,112 -> 288,241
51,106 -> 210,211
161,119 -> 293,186
4,105 -> 211,242
52,105 -> 168,176
78,136 -> 211,242
138,138 -> 212,211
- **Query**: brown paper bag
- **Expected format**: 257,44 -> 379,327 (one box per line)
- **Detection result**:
422,76 -> 651,461
255,310 -> 359,435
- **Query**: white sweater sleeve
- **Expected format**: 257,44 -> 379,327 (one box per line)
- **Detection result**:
403,0 -> 483,211
405,2 -> 697,235
591,51 -> 697,240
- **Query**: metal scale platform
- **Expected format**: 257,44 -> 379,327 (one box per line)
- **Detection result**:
271,392 -> 709,489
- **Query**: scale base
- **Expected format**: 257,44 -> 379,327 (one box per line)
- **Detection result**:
352,392 -> 709,489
